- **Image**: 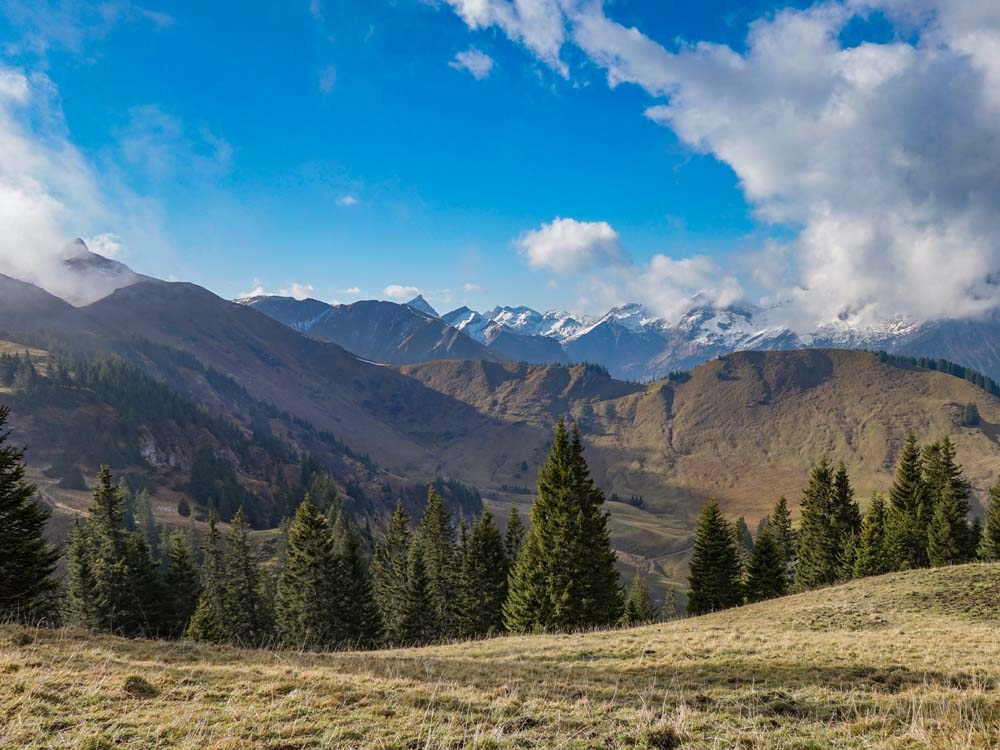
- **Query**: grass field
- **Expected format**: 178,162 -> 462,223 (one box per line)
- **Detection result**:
3,565 -> 1000,749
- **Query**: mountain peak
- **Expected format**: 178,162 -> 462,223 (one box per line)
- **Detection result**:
406,295 -> 439,318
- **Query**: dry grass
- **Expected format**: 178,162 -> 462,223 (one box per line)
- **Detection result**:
3,565 -> 1000,749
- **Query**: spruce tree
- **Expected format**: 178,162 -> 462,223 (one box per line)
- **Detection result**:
460,510 -> 509,638
770,496 -> 796,583
504,505 -> 525,564
162,531 -> 201,637
332,509 -> 382,648
222,508 -> 272,646
794,460 -> 840,590
687,500 -> 742,615
980,479 -> 1000,560
927,485 -> 967,567
832,462 -> 862,537
87,466 -> 137,634
65,517 -> 98,628
276,499 -> 341,650
504,421 -> 622,632
621,573 -> 656,626
745,525 -> 787,602
0,407 -> 58,622
399,540 -> 434,645
187,515 -> 226,643
415,487 -> 457,640
854,493 -> 891,578
734,516 -> 754,572
886,435 -> 929,569
372,501 -> 412,644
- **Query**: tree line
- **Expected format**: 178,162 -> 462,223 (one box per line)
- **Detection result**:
2,409 -> 654,646
688,434 -> 1000,613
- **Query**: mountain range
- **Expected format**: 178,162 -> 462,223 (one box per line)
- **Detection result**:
241,289 -> 1000,385
4,241 -> 1000,591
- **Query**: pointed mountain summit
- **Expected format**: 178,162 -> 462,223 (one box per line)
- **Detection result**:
405,295 -> 439,318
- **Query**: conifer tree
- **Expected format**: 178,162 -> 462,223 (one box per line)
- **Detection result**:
794,460 -> 840,590
832,462 -> 862,537
927,485 -> 968,567
886,435 -> 929,569
332,509 -> 382,648
854,493 -> 891,578
769,496 -> 796,583
687,500 -> 742,615
187,515 -> 226,643
979,480 -> 1000,561
125,531 -> 161,634
621,573 -> 656,626
504,421 -> 622,632
504,505 -> 525,564
745,525 -> 787,602
372,501 -> 411,644
734,516 -> 754,572
399,541 -> 434,645
460,510 -> 508,638
276,499 -> 341,650
968,517 -> 983,560
162,531 -> 201,637
415,487 -> 457,640
0,407 -> 58,622
87,466 -> 137,633
222,507 -> 272,646
65,517 -> 98,628
924,437 -> 972,560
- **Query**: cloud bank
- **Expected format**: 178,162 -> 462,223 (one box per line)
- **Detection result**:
445,0 -> 1000,329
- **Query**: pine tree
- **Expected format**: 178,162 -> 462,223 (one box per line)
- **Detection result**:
769,496 -> 796,583
372,501 -> 412,645
332,509 -> 382,648
795,460 -> 840,590
980,479 -> 1000,561
415,487 -> 457,640
460,510 -> 509,638
187,515 -> 226,643
886,435 -> 929,569
162,531 -> 201,637
745,525 -> 787,602
504,505 -> 525,564
276,499 -> 341,650
687,500 -> 742,615
734,516 -> 754,572
0,406 -> 58,622
399,540 -> 434,645
927,485 -> 968,567
504,421 -> 622,632
854,493 -> 891,578
832,462 -> 862,537
125,531 -> 161,635
968,517 -> 983,561
222,508 -> 272,646
621,573 -> 656,626
134,490 -> 161,563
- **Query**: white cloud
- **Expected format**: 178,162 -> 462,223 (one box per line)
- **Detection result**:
342,286 -> 361,295
384,284 -> 420,300
84,232 -> 124,258
337,194 -> 358,206
240,279 -> 316,300
518,217 -> 623,274
463,282 -> 482,292
443,0 -> 568,77
118,105 -> 232,182
319,65 -> 337,94
441,0 -> 1000,329
450,48 -> 495,79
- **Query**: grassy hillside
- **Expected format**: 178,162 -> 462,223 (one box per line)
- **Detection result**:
3,565 -> 1000,749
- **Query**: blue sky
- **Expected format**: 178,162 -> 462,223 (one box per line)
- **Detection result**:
2,1 -> 1000,327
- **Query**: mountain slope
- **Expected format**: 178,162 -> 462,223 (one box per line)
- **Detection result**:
5,564 -> 999,749
243,295 -> 497,365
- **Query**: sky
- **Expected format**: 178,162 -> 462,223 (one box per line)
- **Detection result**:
1,0 -> 1000,329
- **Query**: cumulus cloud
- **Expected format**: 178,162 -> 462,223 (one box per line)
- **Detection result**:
384,284 -> 421,300
85,232 -> 124,258
518,216 -> 742,319
450,48 -> 495,79
518,217 -> 623,274
463,282 -> 482,292
337,194 -> 358,206
443,0 -> 1000,329
240,279 -> 316,300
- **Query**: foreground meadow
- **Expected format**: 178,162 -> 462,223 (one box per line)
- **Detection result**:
3,565 -> 1000,750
